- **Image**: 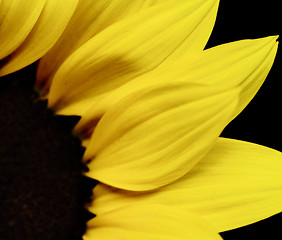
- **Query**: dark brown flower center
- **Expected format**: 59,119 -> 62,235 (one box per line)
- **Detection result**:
0,63 -> 96,240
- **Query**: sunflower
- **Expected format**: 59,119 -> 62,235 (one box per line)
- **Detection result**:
0,0 -> 281,240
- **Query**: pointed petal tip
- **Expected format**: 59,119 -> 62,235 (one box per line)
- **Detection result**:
264,35 -> 279,44
267,35 -> 279,45
274,35 -> 279,41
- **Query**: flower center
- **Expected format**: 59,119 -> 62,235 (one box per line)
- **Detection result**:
0,64 -> 96,239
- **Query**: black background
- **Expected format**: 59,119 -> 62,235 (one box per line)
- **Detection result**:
207,0 -> 281,239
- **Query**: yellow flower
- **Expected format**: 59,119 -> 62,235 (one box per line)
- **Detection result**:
0,0 -> 281,239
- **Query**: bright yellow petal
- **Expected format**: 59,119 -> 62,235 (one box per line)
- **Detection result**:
0,0 -> 78,76
47,0 -> 219,115
0,0 -> 46,60
36,0 -> 168,88
85,204 -> 223,240
192,36 -> 278,118
84,83 -> 238,190
75,36 -> 278,132
91,138 -> 282,232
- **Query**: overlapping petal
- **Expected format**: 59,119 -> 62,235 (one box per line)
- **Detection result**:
91,138 -> 282,232
0,0 -> 78,76
76,36 -> 278,132
84,83 -> 238,190
0,0 -> 46,60
47,0 -> 219,115
85,204 -> 223,240
36,0 -> 168,88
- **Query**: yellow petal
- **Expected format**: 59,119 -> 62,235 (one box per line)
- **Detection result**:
0,0 -> 78,76
85,204 -> 223,240
36,0 -> 168,88
84,83 -> 239,190
76,36 -> 278,132
92,138 -> 282,232
47,0 -> 219,115
0,0 -> 46,60
192,36 -> 278,118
